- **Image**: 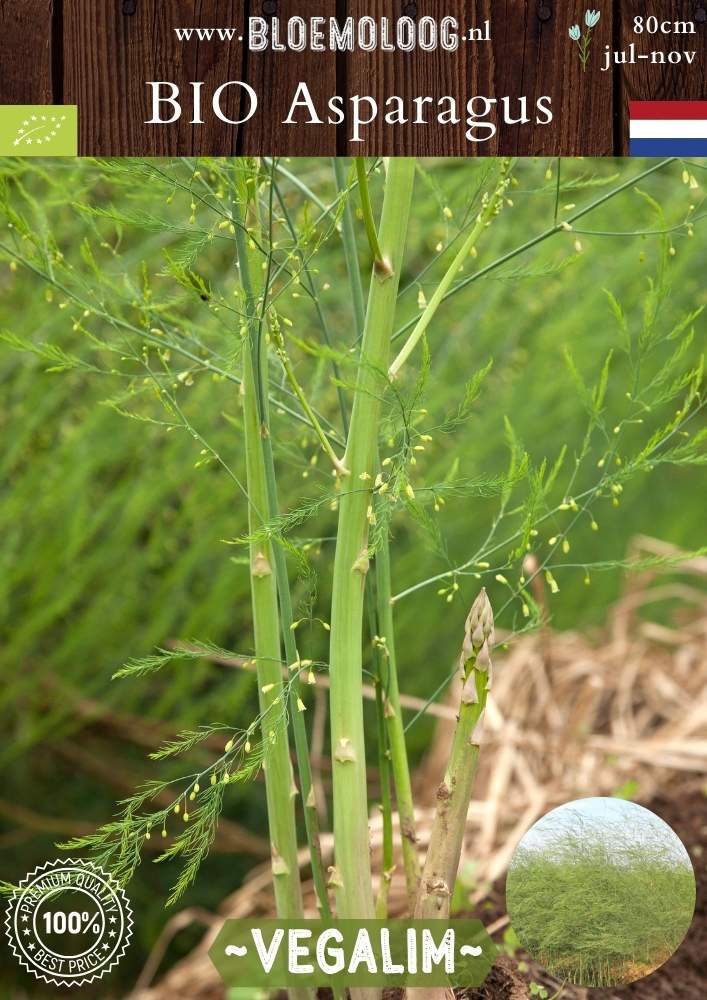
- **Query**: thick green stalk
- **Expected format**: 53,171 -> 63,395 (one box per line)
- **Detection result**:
411,590 -> 494,1000
335,157 -> 420,912
409,680 -> 486,1000
328,160 -> 415,947
242,358 -> 303,924
234,189 -> 311,1000
335,159 -> 399,921
375,535 -> 421,908
414,675 -> 487,921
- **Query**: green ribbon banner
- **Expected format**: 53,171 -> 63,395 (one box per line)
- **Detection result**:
209,919 -> 496,989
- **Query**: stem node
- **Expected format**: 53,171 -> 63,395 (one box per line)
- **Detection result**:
327,866 -> 344,889
374,257 -> 394,279
335,737 -> 357,764
352,548 -> 371,575
251,551 -> 272,578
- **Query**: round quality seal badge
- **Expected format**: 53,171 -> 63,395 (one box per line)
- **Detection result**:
5,858 -> 132,988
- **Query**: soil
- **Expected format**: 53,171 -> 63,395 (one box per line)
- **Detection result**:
311,957 -> 527,999
494,790 -> 707,1000
309,789 -> 707,1000
312,958 -> 528,998
383,958 -> 529,998
588,792 -> 707,1000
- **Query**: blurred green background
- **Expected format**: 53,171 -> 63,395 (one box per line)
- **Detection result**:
0,157 -> 705,993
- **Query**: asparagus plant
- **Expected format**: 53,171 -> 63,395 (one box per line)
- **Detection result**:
233,164 -> 332,934
411,589 -> 495,1000
414,589 -> 495,920
233,177 -> 311,1000
335,158 -> 421,909
8,155 -> 706,1000
327,159 -> 416,941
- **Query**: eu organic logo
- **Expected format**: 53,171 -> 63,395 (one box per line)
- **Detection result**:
13,112 -> 67,149
0,106 -> 78,155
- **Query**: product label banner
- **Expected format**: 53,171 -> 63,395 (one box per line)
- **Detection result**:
208,919 -> 496,989
0,2 -> 705,156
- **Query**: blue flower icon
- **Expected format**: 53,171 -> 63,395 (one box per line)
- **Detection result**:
569,9 -> 602,70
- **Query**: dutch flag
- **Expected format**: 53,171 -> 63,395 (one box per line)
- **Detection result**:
630,102 -> 707,156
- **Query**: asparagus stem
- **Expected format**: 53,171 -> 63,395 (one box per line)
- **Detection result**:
369,604 -> 394,920
328,160 -> 415,966
414,589 -> 495,921
234,173 -> 312,1000
355,157 -> 385,267
258,359 -> 333,920
332,158 -> 367,343
389,160 -> 513,379
335,156 -> 421,913
238,165 -> 331,918
410,592 -> 495,1000
415,675 -> 487,921
270,316 -> 349,476
375,534 -> 422,909
336,157 -> 400,922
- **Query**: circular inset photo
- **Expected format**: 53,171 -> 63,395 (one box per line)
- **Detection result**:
506,798 -> 695,988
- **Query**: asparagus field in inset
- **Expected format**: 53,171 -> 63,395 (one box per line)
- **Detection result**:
507,799 -> 695,987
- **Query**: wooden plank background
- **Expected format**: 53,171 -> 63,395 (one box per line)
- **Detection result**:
0,0 -> 55,105
0,0 -> 705,155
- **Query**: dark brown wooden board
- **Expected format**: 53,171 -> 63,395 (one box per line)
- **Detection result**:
63,0 -> 250,155
344,0 -> 480,156
0,1 -> 705,155
0,0 -> 55,105
345,0 -> 615,157
240,0 -> 338,155
491,0 -> 615,157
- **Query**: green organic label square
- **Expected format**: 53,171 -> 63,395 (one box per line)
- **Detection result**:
0,106 -> 78,156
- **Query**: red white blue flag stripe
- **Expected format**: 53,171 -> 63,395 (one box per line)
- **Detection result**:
630,102 -> 707,156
